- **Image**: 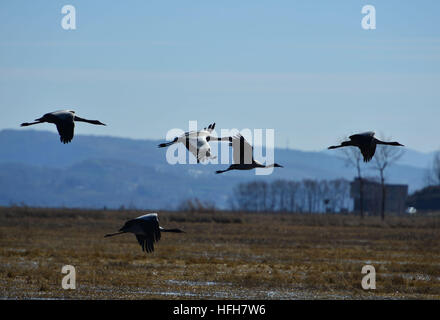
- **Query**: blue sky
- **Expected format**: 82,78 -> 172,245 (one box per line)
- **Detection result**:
0,1 -> 439,152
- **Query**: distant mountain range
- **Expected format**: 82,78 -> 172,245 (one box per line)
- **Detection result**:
0,129 -> 434,210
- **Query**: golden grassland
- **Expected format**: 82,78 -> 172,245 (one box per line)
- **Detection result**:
0,206 -> 439,299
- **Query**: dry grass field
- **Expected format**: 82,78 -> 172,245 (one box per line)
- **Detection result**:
0,206 -> 439,299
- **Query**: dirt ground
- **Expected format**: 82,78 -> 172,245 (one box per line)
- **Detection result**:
0,206 -> 439,299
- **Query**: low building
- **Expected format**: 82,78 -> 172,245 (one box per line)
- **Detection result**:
406,186 -> 440,211
350,178 -> 408,215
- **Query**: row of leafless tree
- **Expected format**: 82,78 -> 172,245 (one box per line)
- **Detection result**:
228,178 -> 351,213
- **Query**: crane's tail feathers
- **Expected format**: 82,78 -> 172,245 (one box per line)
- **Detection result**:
216,170 -> 227,174
328,145 -> 341,149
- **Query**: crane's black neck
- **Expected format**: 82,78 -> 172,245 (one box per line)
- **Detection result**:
374,139 -> 402,146
74,116 -> 105,125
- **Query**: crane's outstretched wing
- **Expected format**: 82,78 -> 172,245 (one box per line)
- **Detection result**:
182,122 -> 215,140
135,217 -> 161,253
203,123 -> 215,133
55,119 -> 75,144
349,131 -> 375,141
360,141 -> 376,163
136,234 -> 158,253
349,132 -> 376,162
231,134 -> 253,165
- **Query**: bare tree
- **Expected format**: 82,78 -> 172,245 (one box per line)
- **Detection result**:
286,181 -> 299,212
178,198 -> 216,213
231,181 -> 271,212
259,181 -> 269,212
271,180 -> 287,211
340,146 -> 365,218
434,152 -> 440,185
372,135 -> 405,220
303,179 -> 319,213
319,180 -> 330,212
328,178 -> 350,212
231,183 -> 253,211
426,151 -> 440,186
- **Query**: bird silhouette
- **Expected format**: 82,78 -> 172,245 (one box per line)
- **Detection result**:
328,131 -> 404,162
216,134 -> 283,174
105,213 -> 184,253
20,110 -> 106,144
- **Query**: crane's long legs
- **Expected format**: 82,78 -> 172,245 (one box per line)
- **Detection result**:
216,167 -> 232,174
158,137 -> 178,148
328,144 -> 344,150
104,231 -> 126,237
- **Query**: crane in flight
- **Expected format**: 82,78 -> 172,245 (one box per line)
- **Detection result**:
20,110 -> 106,144
328,131 -> 404,162
216,134 -> 283,174
105,213 -> 184,253
158,122 -> 230,163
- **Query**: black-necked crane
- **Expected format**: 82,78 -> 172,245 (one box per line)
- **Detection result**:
20,110 -> 106,144
215,134 -> 283,174
104,213 -> 184,253
328,131 -> 404,162
158,122 -> 229,163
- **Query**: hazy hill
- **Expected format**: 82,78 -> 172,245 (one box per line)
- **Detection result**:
0,129 -> 432,209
